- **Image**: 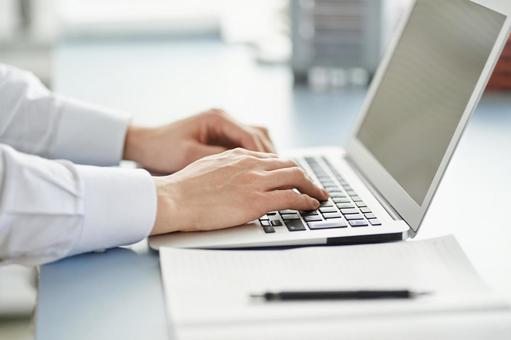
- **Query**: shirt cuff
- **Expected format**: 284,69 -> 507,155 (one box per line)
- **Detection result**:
69,165 -> 157,256
50,97 -> 131,166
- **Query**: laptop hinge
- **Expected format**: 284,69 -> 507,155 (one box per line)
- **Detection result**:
344,155 -> 404,223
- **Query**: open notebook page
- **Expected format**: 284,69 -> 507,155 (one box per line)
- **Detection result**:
160,235 -> 509,329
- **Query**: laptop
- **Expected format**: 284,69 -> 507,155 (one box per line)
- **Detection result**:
150,0 -> 511,250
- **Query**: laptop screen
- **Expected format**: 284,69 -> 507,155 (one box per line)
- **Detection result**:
356,0 -> 505,205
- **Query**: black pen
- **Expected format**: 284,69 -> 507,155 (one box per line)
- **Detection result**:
250,290 -> 432,301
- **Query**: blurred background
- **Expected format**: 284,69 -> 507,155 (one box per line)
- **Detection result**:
0,0 -> 414,86
1,1 -> 510,339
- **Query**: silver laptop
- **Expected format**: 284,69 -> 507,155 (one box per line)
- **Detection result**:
150,0 -> 511,250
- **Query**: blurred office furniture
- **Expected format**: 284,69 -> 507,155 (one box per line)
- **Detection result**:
0,0 -> 57,83
0,266 -> 37,318
57,0 -> 221,40
0,265 -> 37,340
290,0 -> 383,85
290,0 -> 410,88
487,35 -> 511,91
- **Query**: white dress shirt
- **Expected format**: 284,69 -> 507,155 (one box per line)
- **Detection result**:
0,64 -> 157,265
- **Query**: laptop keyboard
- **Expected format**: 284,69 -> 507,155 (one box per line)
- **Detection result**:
258,156 -> 381,233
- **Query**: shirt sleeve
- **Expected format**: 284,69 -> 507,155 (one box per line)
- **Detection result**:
0,144 -> 157,266
0,63 -> 129,166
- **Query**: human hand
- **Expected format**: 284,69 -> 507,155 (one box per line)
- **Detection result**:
123,109 -> 274,174
150,148 -> 329,235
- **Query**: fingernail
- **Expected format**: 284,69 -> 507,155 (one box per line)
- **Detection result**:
313,199 -> 320,208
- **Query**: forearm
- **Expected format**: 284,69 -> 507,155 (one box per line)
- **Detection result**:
0,144 -> 156,266
0,63 -> 130,166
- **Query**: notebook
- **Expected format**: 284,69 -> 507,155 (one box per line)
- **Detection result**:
159,236 -> 511,340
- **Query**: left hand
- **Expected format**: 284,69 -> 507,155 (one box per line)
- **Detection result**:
123,109 -> 275,173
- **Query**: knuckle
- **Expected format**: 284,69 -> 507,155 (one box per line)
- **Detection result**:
210,108 -> 226,115
300,193 -> 312,203
241,170 -> 261,182
286,159 -> 299,168
290,167 -> 306,179
282,190 -> 298,203
205,108 -> 227,121
239,155 -> 259,167
231,147 -> 245,155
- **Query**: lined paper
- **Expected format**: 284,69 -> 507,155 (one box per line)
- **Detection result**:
160,236 -> 509,338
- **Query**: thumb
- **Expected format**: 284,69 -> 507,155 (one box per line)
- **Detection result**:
188,143 -> 228,162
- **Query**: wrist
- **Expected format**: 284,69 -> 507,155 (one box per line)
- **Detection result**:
151,176 -> 181,235
123,124 -> 150,163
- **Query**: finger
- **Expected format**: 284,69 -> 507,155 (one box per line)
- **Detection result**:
252,126 -> 275,153
189,144 -> 228,162
252,129 -> 273,153
257,158 -> 298,171
262,167 -> 329,201
254,126 -> 270,139
216,117 -> 266,152
263,190 -> 320,212
230,148 -> 278,159
251,132 -> 267,153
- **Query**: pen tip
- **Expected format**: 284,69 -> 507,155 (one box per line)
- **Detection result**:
414,291 -> 433,297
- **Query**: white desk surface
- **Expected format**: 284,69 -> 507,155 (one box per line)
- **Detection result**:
36,38 -> 511,340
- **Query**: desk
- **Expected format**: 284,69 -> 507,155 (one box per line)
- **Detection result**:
36,39 -> 511,340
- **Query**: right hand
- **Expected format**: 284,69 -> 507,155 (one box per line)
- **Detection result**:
150,148 -> 329,235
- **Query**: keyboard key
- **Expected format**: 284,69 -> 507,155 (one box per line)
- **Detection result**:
346,190 -> 357,196
324,185 -> 339,191
262,225 -> 275,233
286,219 -> 307,231
282,213 -> 300,220
340,208 -> 359,215
349,220 -> 369,227
345,213 -> 364,220
260,220 -> 270,227
322,212 -> 343,219
319,207 -> 337,213
336,203 -> 355,209
319,201 -> 334,207
301,210 -> 319,216
327,187 -> 343,192
328,192 -> 345,198
280,209 -> 298,215
360,207 -> 372,214
259,215 -> 269,221
355,201 -> 367,207
304,215 -> 322,222
364,213 -> 376,219
271,220 -> 283,227
368,218 -> 381,226
308,219 -> 348,230
351,196 -> 363,202
332,197 -> 351,203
